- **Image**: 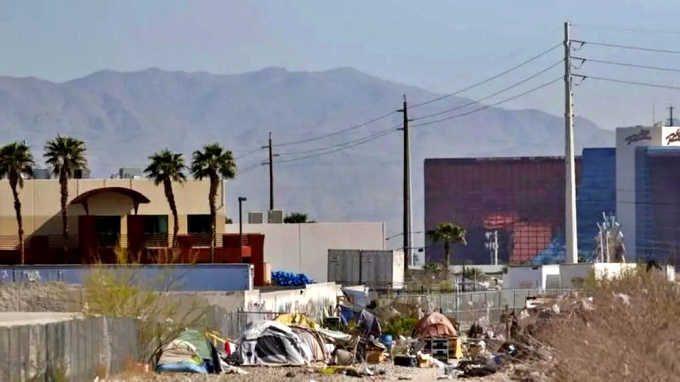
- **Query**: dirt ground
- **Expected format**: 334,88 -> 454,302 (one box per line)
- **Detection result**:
123,365 -> 507,381
116,363 -> 537,381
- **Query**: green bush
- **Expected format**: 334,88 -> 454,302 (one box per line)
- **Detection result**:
383,315 -> 418,337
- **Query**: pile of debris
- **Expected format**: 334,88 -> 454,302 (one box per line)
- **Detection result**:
438,292 -> 598,380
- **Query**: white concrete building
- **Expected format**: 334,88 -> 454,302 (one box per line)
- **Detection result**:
225,222 -> 386,283
615,124 -> 680,259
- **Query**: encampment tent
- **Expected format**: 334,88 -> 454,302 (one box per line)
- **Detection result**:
412,312 -> 457,339
291,326 -> 328,362
275,313 -> 319,330
156,329 -> 223,374
234,321 -> 313,366
357,309 -> 381,337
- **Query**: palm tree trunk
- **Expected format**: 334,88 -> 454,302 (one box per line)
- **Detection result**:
444,240 -> 451,289
59,173 -> 69,263
163,180 -> 179,248
9,179 -> 24,265
208,174 -> 218,263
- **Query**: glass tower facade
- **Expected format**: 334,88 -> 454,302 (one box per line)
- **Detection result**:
635,146 -> 680,265
574,148 -> 617,260
424,157 -> 583,265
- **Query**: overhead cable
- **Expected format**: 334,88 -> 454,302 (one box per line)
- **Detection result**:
410,43 -> 562,109
277,127 -> 399,164
572,57 -> 680,73
272,111 -> 397,147
572,40 -> 680,55
410,77 -> 561,128
571,23 -> 680,36
572,74 -> 680,90
413,61 -> 562,121
278,124 -> 402,156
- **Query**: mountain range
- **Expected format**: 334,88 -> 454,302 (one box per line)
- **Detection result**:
0,67 -> 614,241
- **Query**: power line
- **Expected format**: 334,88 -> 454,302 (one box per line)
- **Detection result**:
235,163 -> 264,176
235,147 -> 264,160
572,57 -> 680,74
410,43 -> 562,109
238,38 -> 564,155
572,74 -> 680,90
571,23 -> 680,36
410,77 -> 561,128
278,124 -> 402,156
276,127 -> 398,164
572,40 -> 680,55
421,27 -> 561,91
412,61 -> 562,122
272,111 -> 397,148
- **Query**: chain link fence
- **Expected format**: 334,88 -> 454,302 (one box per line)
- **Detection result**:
382,288 -> 579,325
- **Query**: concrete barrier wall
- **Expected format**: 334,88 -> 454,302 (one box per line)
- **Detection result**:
0,313 -> 138,382
0,264 -> 254,292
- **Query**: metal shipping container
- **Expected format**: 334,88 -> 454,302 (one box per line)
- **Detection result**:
327,249 -> 404,289
328,249 -> 361,284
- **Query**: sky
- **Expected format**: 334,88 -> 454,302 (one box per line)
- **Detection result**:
1,0 -> 680,129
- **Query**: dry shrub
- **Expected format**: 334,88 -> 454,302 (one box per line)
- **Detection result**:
81,246 -> 211,363
534,268 -> 680,381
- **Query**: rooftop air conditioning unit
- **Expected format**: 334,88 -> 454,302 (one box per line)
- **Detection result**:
268,209 -> 285,224
248,212 -> 264,224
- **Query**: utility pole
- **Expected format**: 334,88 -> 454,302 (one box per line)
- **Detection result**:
398,95 -> 413,269
564,21 -> 578,264
262,132 -> 278,211
669,106 -> 674,126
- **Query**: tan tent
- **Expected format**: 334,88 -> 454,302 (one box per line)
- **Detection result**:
413,312 -> 457,339
291,326 -> 328,362
275,313 -> 319,330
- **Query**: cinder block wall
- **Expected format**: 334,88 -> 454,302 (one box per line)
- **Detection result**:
0,315 -> 138,381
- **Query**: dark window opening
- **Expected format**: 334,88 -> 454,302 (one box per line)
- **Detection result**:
188,215 -> 212,234
96,216 -> 121,248
188,214 -> 212,246
144,215 -> 168,247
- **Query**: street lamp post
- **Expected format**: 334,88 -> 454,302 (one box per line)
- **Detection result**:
238,197 -> 247,262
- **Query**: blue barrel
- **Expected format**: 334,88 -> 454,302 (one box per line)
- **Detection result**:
380,334 -> 393,346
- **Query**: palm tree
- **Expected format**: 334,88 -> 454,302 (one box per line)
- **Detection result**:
427,222 -> 467,271
44,135 -> 88,262
284,212 -> 314,224
190,143 -> 236,262
145,149 -> 186,248
0,141 -> 35,264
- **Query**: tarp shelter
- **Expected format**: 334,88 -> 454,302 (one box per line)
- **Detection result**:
156,329 -> 223,374
291,326 -> 328,361
275,313 -> 319,330
318,328 -> 353,344
234,321 -> 313,366
357,309 -> 381,337
413,312 -> 457,339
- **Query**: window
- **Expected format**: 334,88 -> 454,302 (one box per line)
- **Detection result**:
187,215 -> 212,234
95,216 -> 121,247
144,215 -> 168,235
144,215 -> 168,247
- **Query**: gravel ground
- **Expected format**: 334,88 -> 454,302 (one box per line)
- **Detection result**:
124,364 -> 516,382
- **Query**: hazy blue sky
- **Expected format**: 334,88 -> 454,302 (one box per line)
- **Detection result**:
2,0 -> 680,129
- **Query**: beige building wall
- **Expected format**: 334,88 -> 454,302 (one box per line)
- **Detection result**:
0,179 -> 226,245
225,222 -> 386,282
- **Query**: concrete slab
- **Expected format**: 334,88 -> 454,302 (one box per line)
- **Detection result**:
0,312 -> 84,327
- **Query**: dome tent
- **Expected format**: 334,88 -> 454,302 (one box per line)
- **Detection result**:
233,321 -> 313,366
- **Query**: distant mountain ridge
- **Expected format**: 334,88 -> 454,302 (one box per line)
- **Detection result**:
0,67 -> 614,239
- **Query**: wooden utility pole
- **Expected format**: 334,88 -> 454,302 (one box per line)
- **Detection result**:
398,96 -> 413,269
264,132 -> 275,211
